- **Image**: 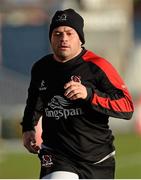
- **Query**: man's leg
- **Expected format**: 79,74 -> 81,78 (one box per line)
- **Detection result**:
79,156 -> 115,179
42,171 -> 79,179
38,148 -> 79,179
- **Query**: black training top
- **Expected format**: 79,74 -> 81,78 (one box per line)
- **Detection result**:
21,48 -> 134,163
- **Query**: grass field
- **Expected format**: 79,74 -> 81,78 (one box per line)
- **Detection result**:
115,132 -> 141,179
0,132 -> 141,179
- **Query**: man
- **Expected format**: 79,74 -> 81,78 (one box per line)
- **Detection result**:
21,9 -> 134,179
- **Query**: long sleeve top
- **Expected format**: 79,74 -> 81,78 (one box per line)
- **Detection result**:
21,48 -> 134,162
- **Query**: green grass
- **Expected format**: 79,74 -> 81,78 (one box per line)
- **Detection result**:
0,133 -> 141,179
115,133 -> 141,178
0,152 -> 40,179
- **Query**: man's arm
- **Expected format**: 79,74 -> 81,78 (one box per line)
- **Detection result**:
82,50 -> 134,120
21,64 -> 43,153
89,61 -> 134,120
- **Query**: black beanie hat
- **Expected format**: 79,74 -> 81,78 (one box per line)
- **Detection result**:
49,8 -> 85,44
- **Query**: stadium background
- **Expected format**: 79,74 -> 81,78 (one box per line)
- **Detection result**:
0,0 -> 141,178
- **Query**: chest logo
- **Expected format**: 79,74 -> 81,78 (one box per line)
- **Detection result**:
45,95 -> 83,120
48,95 -> 70,109
39,80 -> 47,91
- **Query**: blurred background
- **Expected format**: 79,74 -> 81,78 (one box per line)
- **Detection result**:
0,0 -> 141,178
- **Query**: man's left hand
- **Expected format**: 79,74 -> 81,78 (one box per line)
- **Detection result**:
64,81 -> 87,100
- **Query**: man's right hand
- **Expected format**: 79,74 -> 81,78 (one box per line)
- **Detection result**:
22,130 -> 40,154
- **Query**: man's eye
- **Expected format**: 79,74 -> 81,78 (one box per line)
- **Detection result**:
55,32 -> 61,36
67,33 -> 72,36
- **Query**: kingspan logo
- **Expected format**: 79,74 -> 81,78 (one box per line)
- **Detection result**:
45,95 -> 83,120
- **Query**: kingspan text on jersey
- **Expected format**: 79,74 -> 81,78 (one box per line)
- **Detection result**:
45,107 -> 83,120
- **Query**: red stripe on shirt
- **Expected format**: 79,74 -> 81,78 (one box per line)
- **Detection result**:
93,94 -> 133,112
82,50 -> 134,113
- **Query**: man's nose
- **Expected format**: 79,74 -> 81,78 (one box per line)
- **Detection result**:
60,33 -> 68,41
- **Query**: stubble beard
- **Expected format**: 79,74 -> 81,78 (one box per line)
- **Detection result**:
57,50 -> 70,61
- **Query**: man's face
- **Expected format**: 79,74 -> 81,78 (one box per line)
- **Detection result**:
51,26 -> 82,62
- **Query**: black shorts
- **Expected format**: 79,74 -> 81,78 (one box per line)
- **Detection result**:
38,148 -> 115,179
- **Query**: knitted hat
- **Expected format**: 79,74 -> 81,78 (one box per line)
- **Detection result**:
49,8 -> 85,44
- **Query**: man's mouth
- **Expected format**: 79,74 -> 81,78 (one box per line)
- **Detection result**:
59,45 -> 69,50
